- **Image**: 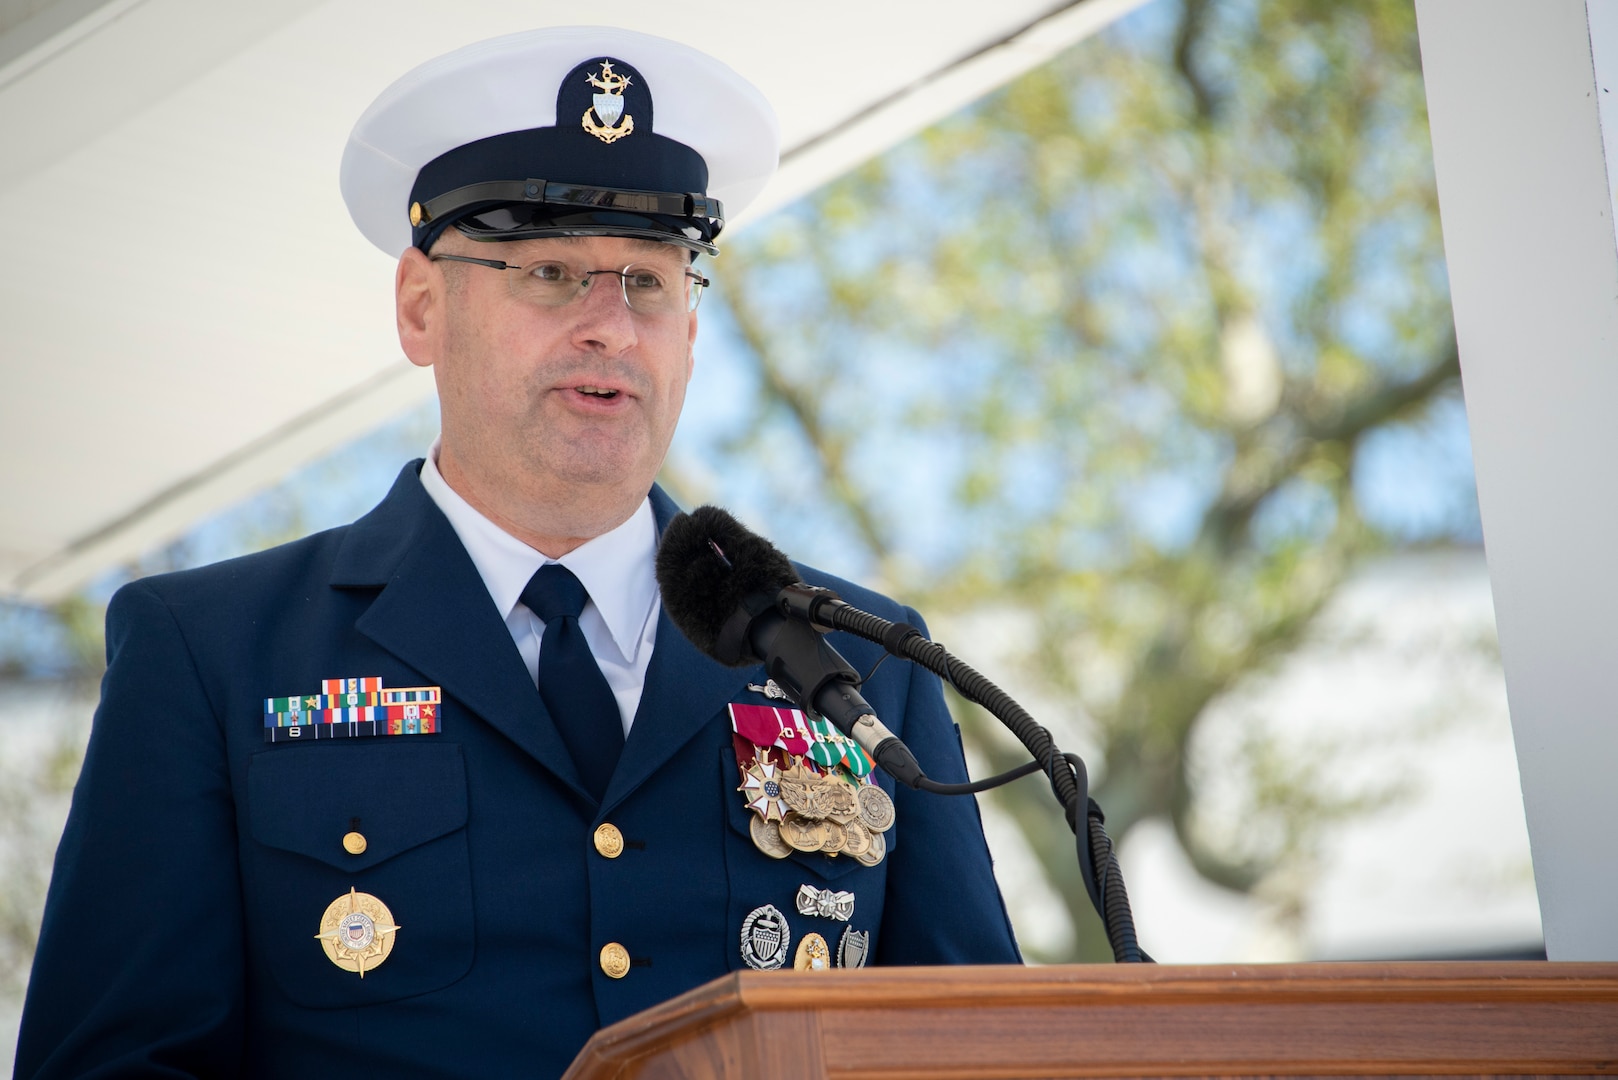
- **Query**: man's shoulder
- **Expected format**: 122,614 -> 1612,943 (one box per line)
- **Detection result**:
118,525 -> 353,610
791,561 -> 917,624
116,460 -> 430,612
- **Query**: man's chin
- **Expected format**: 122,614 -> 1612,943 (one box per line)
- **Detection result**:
533,448 -> 656,494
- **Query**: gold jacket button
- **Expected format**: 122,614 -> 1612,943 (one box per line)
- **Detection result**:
600,942 -> 630,979
342,831 -> 368,855
593,823 -> 624,859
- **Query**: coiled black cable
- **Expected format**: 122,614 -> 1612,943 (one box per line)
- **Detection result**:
913,757 -> 1048,795
1086,798 -> 1148,963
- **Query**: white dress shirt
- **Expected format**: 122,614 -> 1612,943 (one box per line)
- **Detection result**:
419,438 -> 661,737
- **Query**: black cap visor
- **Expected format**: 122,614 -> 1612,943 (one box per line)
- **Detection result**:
419,180 -> 722,255
455,207 -> 717,255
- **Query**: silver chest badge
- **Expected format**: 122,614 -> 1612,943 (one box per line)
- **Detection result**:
837,927 -> 870,969
796,883 -> 855,922
746,679 -> 791,700
740,903 -> 792,970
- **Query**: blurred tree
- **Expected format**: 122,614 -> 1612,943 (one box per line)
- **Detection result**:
702,0 -> 1461,959
0,597 -> 102,1010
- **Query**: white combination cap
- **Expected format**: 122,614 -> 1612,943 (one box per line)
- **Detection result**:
341,26 -> 780,257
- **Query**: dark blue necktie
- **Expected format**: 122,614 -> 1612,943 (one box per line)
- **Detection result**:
520,564 -> 624,801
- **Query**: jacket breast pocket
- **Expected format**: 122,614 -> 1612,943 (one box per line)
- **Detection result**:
245,741 -> 473,1008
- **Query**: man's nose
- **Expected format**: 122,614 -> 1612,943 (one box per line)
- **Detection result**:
569,275 -> 638,352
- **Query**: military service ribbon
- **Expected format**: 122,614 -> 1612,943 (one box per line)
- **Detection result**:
730,704 -> 874,776
264,677 -> 443,742
729,703 -> 811,756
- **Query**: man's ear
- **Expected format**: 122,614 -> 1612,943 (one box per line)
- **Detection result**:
397,247 -> 441,368
686,311 -> 698,378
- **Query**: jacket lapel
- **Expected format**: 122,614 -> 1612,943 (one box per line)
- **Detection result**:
332,463 -> 592,801
601,486 -> 753,811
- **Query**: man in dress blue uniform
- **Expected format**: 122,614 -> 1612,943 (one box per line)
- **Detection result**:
16,26 -> 1019,1079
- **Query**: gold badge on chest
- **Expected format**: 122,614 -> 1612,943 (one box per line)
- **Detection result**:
316,888 -> 400,977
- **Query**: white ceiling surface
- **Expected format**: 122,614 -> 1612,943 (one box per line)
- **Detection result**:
0,0 -> 1145,601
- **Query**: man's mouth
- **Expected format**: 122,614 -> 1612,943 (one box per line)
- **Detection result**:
574,385 -> 620,399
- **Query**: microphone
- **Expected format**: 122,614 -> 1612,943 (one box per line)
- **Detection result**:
655,506 -> 924,788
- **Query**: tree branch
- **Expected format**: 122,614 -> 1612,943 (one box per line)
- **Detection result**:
1307,337 -> 1461,444
1173,0 -> 1218,123
719,257 -> 895,564
1198,338 -> 1462,554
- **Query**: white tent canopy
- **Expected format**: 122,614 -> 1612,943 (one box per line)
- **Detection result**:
0,0 -> 1144,600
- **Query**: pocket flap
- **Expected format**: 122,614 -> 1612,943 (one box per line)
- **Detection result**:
249,742 -> 468,870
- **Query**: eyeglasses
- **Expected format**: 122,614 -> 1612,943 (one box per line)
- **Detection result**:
429,254 -> 709,315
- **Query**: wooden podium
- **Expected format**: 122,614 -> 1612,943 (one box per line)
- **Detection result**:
564,962 -> 1618,1079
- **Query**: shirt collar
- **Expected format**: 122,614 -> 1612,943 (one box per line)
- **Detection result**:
418,438 -> 659,664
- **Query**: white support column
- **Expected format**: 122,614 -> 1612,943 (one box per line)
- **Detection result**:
1415,0 -> 1618,959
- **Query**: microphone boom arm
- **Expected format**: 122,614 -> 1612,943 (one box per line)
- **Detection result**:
775,583 -> 1148,964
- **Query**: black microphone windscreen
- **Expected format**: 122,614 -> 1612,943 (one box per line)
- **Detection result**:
655,505 -> 798,659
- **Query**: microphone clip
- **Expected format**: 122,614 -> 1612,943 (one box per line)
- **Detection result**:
774,582 -> 843,632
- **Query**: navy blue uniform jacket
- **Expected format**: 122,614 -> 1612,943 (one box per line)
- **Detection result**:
17,463 -> 1019,1078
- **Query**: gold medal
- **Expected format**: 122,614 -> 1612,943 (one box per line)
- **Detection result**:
842,820 -> 871,856
749,815 -> 792,859
776,760 -> 820,816
315,888 -> 399,977
795,931 -> 832,971
856,784 -> 896,832
827,781 -> 859,822
776,759 -> 853,820
779,813 -> 824,852
818,818 -> 846,854
855,828 -> 887,867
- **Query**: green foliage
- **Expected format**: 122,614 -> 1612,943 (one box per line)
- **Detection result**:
707,0 -> 1460,959
0,697 -> 91,1006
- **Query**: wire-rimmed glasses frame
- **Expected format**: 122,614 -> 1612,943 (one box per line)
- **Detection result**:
429,253 -> 709,315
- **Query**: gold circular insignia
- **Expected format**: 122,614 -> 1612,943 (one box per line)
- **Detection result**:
316,888 -> 399,977
856,828 -> 887,867
779,814 -> 824,853
342,831 -> 368,855
749,815 -> 792,859
856,784 -> 896,832
600,941 -> 631,979
409,201 -> 424,227
593,823 -> 624,859
795,932 -> 832,971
